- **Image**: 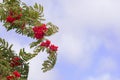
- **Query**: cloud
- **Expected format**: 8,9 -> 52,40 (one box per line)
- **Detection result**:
87,73 -> 120,80
88,73 -> 111,80
0,0 -> 2,3
56,0 -> 120,35
61,0 -> 120,20
59,30 -> 104,70
96,57 -> 118,73
55,0 -> 120,68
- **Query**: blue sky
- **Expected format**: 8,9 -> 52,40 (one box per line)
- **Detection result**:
0,0 -> 120,80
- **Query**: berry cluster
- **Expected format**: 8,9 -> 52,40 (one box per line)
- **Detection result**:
40,40 -> 51,47
10,56 -> 23,67
40,40 -> 58,52
6,10 -> 22,23
6,56 -> 22,79
32,24 -> 48,39
6,70 -> 21,80
49,44 -> 58,52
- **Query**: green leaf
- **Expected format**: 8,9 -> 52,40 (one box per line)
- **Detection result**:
19,48 -> 37,61
30,39 -> 43,48
41,52 -> 57,72
45,22 -> 59,36
34,3 -> 38,9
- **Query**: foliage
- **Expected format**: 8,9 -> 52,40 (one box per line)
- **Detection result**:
0,0 -> 59,79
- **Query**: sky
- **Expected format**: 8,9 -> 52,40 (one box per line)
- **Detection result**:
0,0 -> 120,80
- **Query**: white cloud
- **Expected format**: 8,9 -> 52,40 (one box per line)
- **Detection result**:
59,31 -> 102,69
38,0 -> 120,68
96,57 -> 118,73
88,73 -> 111,80
61,0 -> 120,19
87,73 -> 120,80
60,34 -> 83,63
0,0 -> 2,3
56,0 -> 120,34
53,0 -> 120,70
